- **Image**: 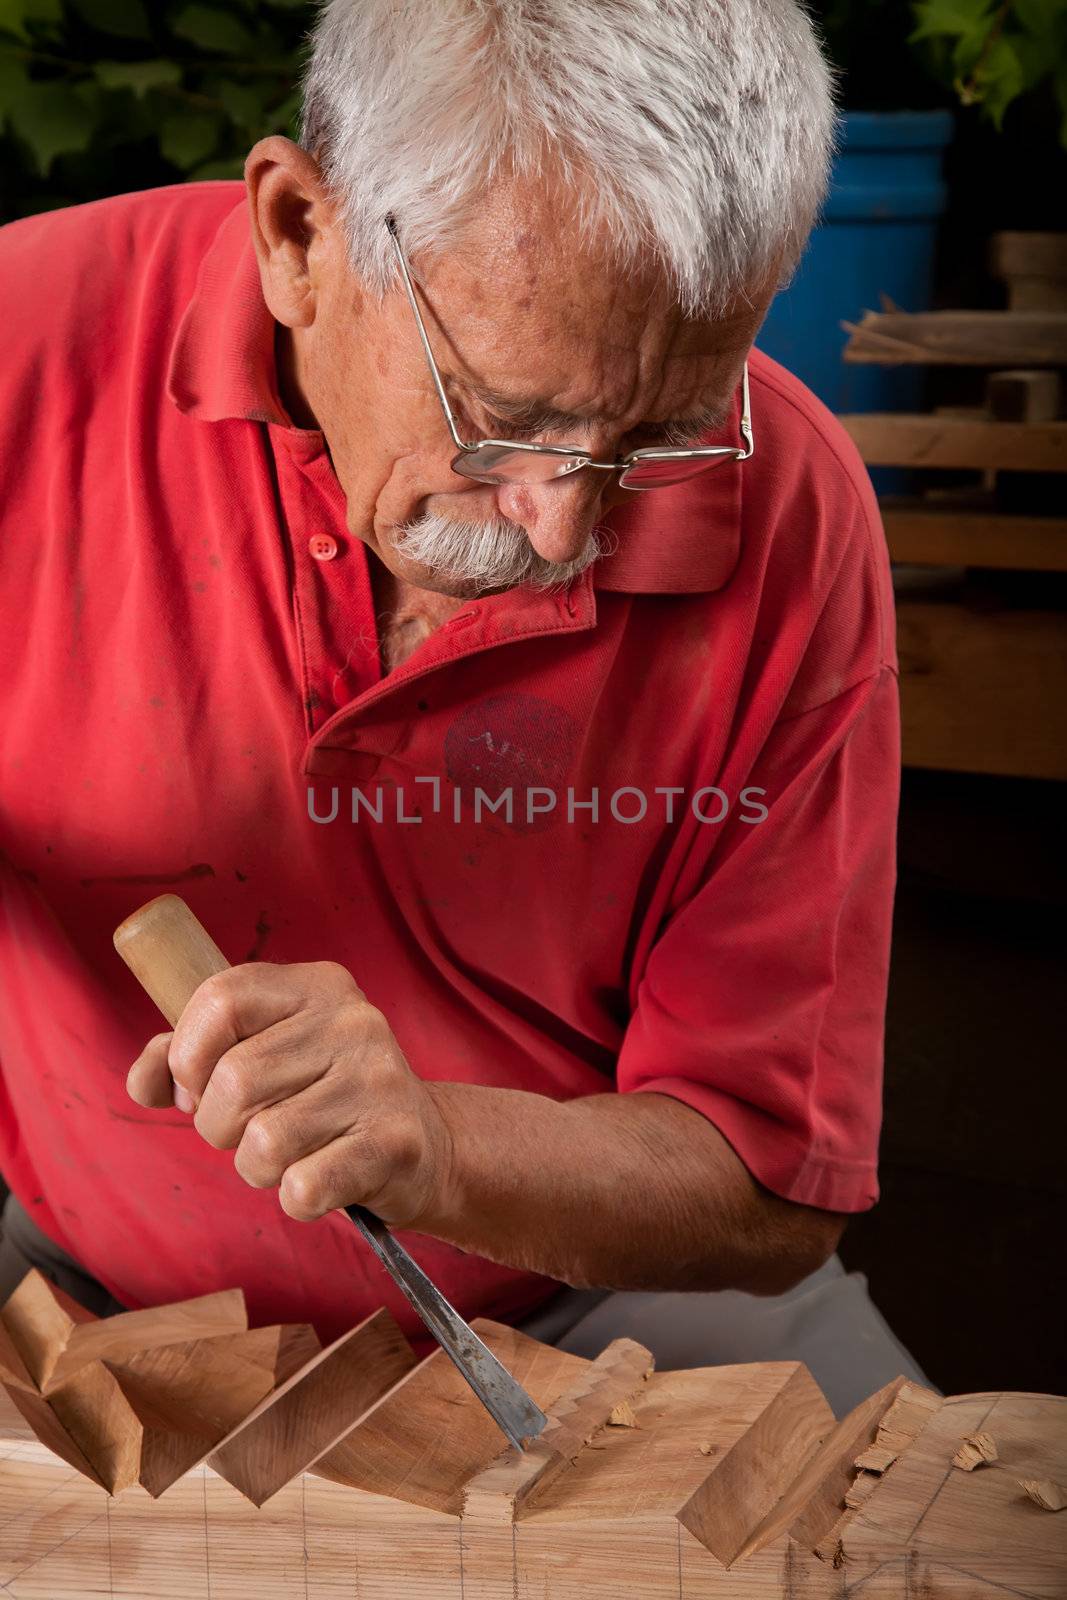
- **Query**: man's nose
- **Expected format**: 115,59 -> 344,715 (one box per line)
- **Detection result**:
496,471 -> 616,565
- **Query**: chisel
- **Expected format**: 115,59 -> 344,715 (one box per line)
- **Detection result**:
113,892 -> 548,1451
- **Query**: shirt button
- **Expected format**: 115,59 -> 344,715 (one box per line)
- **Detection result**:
309,534 -> 339,562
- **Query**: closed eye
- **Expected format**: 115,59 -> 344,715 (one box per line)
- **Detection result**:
483,415 -> 712,451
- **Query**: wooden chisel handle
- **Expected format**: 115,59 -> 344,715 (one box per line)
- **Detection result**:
113,893 -> 231,1030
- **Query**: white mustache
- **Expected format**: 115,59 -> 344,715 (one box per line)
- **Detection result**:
391,509 -> 605,593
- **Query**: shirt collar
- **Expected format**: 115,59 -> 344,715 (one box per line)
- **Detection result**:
167,197 -> 740,594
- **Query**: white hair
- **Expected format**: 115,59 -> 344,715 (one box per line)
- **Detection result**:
392,508 -> 604,593
301,0 -> 837,317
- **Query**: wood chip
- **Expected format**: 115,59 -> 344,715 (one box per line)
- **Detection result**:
952,1432 -> 998,1472
698,1441 -> 717,1456
854,1443 -> 897,1474
607,1399 -> 637,1428
1019,1477 -> 1066,1512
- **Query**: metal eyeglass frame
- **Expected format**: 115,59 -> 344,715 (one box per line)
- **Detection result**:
385,216 -> 754,491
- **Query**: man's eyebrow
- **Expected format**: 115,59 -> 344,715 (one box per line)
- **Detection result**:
464,383 -> 730,442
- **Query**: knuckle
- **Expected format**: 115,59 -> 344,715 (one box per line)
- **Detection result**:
284,1168 -> 326,1216
242,1112 -> 286,1169
195,970 -> 237,1020
313,960 -> 355,994
210,1050 -> 259,1110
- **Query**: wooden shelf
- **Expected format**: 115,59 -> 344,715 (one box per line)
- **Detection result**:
842,309 -> 1067,366
883,507 -> 1067,571
897,599 -> 1067,781
839,413 -> 1067,471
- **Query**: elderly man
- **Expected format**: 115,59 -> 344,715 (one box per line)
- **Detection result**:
0,0 -> 927,1413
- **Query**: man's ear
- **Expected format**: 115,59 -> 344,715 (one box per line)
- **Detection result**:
245,136 -> 333,330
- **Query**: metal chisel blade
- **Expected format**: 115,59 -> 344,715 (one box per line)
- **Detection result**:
345,1203 -> 547,1450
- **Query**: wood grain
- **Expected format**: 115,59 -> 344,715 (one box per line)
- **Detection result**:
113,891 -> 230,1026
839,412 -> 1067,471
842,309 -> 1067,366
207,1307 -> 415,1506
462,1336 -> 653,1523
314,1317 -> 586,1516
882,507 -> 1067,572
0,1268 -> 248,1393
0,1373 -> 1064,1595
896,599 -> 1067,781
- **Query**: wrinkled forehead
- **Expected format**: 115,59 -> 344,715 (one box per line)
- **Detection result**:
407,176 -> 757,412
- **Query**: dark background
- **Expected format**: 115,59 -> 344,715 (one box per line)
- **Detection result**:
1,1 -> 1064,1398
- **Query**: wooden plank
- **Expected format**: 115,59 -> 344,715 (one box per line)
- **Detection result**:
841,309 -> 1067,366
206,1307 -> 415,1506
462,1336 -> 654,1523
313,1318 -> 587,1517
883,507 -> 1067,571
897,599 -> 1067,781
1,1370 -> 1065,1595
836,1392 -> 1067,1593
0,1268 -> 248,1393
733,1375 -> 914,1561
840,413 -> 1067,471
1,1381 -> 105,1487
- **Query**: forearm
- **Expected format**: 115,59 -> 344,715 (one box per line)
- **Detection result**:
133,961 -> 844,1292
418,1083 -> 845,1294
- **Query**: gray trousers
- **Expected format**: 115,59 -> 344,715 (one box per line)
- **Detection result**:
1,1194 -> 932,1417
515,1257 -> 934,1417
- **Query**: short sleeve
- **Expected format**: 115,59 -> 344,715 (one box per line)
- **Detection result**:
615,665 -> 900,1214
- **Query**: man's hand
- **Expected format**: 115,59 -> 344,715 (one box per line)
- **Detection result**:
127,962 -> 844,1293
126,962 -> 454,1228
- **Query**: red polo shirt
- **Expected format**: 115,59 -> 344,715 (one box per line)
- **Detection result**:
0,183 -> 898,1344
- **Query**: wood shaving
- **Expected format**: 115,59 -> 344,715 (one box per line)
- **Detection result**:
607,1400 -> 636,1428
1019,1478 -> 1066,1512
952,1433 -> 998,1471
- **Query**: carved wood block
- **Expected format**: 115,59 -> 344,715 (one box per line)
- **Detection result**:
1,1274 -> 1064,1595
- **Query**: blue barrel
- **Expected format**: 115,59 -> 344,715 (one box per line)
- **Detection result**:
758,110 -> 954,416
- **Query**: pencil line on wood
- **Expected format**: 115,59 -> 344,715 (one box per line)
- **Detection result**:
841,1555 -> 896,1597
303,1472 -> 310,1600
202,1471 -> 212,1600
928,1564 -> 1031,1600
512,1520 -> 518,1600
0,1462 -> 85,1535
904,1394 -> 998,1546
676,1516 -> 683,1599
4,1512 -> 106,1585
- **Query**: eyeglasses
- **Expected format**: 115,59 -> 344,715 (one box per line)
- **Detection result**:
385,217 -> 753,491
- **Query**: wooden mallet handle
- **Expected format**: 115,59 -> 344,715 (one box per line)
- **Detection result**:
113,893 -> 231,1028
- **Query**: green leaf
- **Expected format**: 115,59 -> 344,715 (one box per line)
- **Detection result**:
70,0 -> 152,39
1011,28 -> 1054,92
909,0 -> 996,44
974,34 -> 1025,128
160,108 -> 222,167
0,0 -> 62,40
5,77 -> 97,172
1013,0 -> 1064,36
94,57 -> 182,97
171,4 -> 255,55
0,45 -> 27,96
213,76 -> 269,126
